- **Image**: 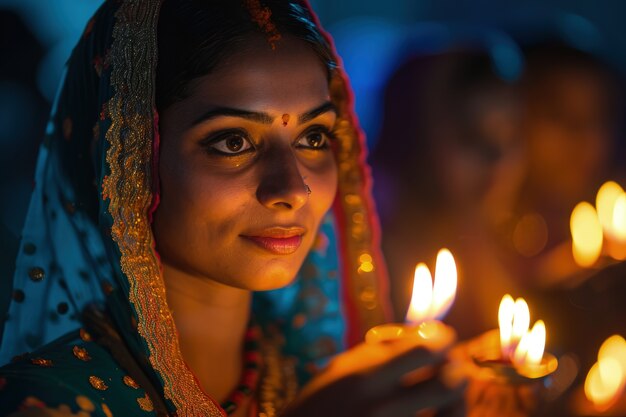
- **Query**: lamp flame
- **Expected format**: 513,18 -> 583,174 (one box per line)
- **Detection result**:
571,202 -> 603,267
406,263 -> 433,324
432,248 -> 457,319
498,295 -> 546,367
585,335 -> 626,409
405,249 -> 457,324
499,294 -> 515,357
612,194 -> 626,242
512,298 -> 530,342
597,181 -> 625,232
513,320 -> 546,367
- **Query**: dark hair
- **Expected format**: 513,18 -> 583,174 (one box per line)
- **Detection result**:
155,0 -> 336,111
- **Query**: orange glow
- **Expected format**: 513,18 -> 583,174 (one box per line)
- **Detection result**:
358,253 -> 375,273
405,249 -> 457,325
406,263 -> 433,324
498,294 -> 515,357
498,295 -> 547,368
512,298 -> 530,342
431,249 -> 457,320
599,335 -> 626,369
596,181 -> 624,232
585,358 -> 624,409
584,335 -> 626,409
513,320 -> 546,367
612,194 -> 626,242
498,295 -> 530,358
571,202 -> 603,267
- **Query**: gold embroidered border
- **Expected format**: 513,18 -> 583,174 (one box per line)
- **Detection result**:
102,1 -> 222,416
330,72 -> 390,335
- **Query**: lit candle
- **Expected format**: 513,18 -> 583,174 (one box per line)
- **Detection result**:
365,249 -> 457,349
472,295 -> 557,381
572,335 -> 626,415
606,193 -> 626,261
571,202 -> 604,268
596,181 -> 624,233
570,180 -> 626,266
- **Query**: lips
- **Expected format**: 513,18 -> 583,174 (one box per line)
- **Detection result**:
241,227 -> 306,255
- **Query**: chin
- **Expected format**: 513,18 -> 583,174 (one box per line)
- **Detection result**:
238,264 -> 299,292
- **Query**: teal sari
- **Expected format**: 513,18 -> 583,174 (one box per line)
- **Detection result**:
0,1 -> 390,415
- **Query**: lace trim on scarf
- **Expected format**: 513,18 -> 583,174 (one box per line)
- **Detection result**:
101,1 -> 223,415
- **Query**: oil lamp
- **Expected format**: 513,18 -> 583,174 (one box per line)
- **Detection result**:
365,248 -> 457,350
571,181 -> 626,268
470,294 -> 558,382
572,335 -> 626,415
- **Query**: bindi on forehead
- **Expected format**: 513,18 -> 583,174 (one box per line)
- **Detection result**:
282,114 -> 290,127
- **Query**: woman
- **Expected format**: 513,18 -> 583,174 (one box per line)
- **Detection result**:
0,1 -> 462,416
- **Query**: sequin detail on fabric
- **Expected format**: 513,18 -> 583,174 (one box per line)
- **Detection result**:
89,376 -> 108,391
329,72 -> 390,338
137,393 -> 154,412
72,345 -> 92,361
101,1 -> 223,415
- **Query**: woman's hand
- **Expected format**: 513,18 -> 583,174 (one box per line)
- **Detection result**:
282,337 -> 465,417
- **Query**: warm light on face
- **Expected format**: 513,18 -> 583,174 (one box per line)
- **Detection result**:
585,335 -> 626,409
570,202 -> 603,267
405,249 -> 457,324
596,181 -> 624,232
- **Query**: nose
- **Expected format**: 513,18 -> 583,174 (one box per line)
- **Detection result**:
256,147 -> 308,211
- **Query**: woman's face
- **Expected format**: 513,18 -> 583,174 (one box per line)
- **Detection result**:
153,36 -> 338,291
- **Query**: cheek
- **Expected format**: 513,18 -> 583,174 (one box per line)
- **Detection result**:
152,148 -> 251,261
305,154 -> 338,220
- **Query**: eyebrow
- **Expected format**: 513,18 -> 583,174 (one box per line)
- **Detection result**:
298,101 -> 336,124
191,101 -> 336,127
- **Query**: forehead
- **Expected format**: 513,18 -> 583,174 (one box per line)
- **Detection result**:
183,36 -> 330,113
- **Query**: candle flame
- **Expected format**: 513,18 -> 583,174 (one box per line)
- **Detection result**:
571,202 -> 603,267
406,263 -> 433,324
596,181 -> 625,232
599,335 -> 626,370
526,320 -> 546,366
498,294 -> 515,356
585,358 -> 625,409
432,248 -> 457,320
512,298 -> 530,341
612,194 -> 626,242
585,335 -> 626,408
512,320 -> 545,367
499,296 -> 546,367
405,249 -> 457,324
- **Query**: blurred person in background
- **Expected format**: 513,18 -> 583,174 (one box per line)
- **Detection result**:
509,41 -> 623,289
371,50 -> 526,340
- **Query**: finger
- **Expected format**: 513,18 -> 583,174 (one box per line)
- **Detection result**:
364,346 -> 446,396
371,378 -> 466,417
515,383 -> 539,411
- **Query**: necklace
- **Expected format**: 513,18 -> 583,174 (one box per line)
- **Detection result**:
257,325 -> 298,417
220,324 -> 263,415
220,322 -> 299,417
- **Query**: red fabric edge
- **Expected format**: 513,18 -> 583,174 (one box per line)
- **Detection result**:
304,1 -> 393,347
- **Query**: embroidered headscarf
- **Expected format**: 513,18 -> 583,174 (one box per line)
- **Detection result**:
1,1 -> 390,415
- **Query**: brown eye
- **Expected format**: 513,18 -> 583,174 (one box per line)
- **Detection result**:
296,128 -> 330,150
208,132 -> 253,155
